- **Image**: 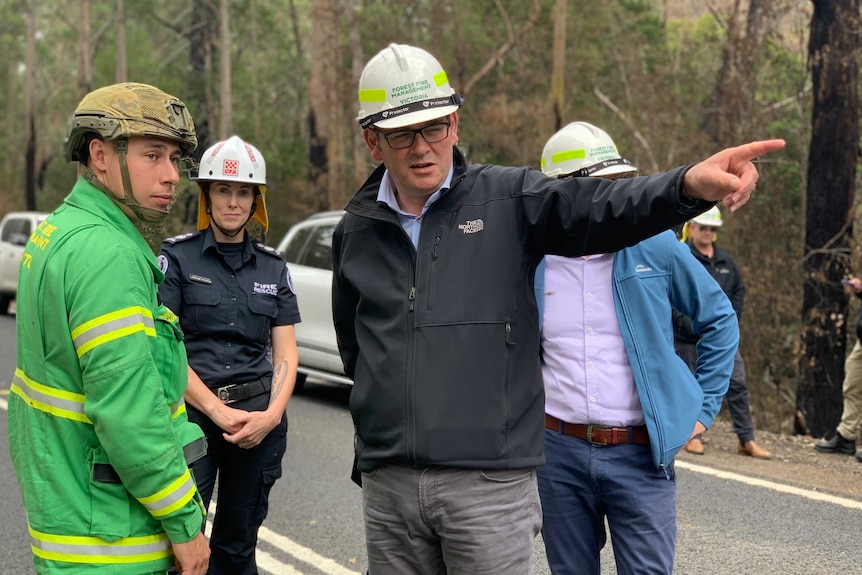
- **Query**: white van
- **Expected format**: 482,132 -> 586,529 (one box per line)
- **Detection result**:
0,211 -> 49,314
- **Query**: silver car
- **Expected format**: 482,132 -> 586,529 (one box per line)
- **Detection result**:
276,210 -> 351,390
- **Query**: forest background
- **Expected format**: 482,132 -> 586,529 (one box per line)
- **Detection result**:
2,0 -> 860,439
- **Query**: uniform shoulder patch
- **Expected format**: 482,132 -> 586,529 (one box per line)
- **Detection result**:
254,242 -> 284,258
157,254 -> 169,274
164,231 -> 199,245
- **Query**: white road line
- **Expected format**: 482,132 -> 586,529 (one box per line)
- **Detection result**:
676,459 -> 862,510
256,548 -> 306,574
207,503 -> 361,575
258,525 -> 362,575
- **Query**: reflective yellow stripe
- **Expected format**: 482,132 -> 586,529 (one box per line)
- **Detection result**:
170,399 -> 186,420
157,307 -> 179,323
29,525 -> 171,564
10,368 -> 91,424
359,88 -> 387,103
72,306 -> 156,358
433,70 -> 449,87
139,468 -> 196,517
551,148 -> 587,165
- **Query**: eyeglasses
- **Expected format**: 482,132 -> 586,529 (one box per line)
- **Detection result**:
696,225 -> 718,233
377,122 -> 451,150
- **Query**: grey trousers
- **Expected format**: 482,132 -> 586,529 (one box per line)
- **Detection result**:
361,464 -> 542,575
675,341 -> 756,443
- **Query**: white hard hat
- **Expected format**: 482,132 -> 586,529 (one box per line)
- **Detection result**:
690,206 -> 723,227
540,121 -> 638,179
357,43 -> 463,129
194,135 -> 268,232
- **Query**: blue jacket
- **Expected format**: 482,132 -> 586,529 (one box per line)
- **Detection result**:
535,230 -> 738,468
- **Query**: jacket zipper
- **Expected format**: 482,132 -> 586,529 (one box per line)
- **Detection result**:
407,268 -> 417,463
427,236 -> 440,310
612,269 -> 667,469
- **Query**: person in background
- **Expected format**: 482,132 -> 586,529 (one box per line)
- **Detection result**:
814,276 -> 862,461
535,122 -> 738,575
158,135 -> 301,574
674,207 -> 772,459
332,42 -> 783,575
7,82 -> 210,575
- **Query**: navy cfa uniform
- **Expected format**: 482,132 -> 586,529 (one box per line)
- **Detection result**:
157,228 -> 300,575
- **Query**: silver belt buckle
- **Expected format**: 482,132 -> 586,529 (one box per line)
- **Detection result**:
586,424 -> 608,446
217,385 -> 236,404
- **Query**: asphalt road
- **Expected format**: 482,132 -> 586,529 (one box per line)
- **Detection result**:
1,313 -> 862,573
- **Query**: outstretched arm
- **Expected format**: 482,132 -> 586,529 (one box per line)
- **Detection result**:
682,139 -> 786,211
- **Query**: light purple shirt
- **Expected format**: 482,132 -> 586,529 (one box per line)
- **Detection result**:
541,253 -> 645,427
377,168 -> 454,248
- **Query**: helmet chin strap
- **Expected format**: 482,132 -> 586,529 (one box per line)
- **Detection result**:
114,139 -> 171,223
83,139 -> 170,224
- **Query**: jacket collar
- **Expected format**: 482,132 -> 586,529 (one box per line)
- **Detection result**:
64,177 -> 161,279
347,146 -> 469,217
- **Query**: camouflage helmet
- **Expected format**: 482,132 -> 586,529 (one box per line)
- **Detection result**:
64,82 -> 197,163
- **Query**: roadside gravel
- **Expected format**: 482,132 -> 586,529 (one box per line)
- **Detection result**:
677,419 -> 862,501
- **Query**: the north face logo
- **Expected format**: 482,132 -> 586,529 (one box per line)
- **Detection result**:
458,219 -> 484,234
635,264 -> 653,273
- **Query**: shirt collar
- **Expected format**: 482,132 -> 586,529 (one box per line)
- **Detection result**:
376,166 -> 455,217
201,226 -> 256,265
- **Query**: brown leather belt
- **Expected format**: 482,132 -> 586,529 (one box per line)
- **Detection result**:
545,414 -> 650,446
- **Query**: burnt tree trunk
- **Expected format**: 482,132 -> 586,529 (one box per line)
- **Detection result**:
308,0 -> 341,212
217,0 -> 232,139
24,3 -> 36,211
796,0 -> 861,437
182,0 -> 217,226
550,0 -> 567,132
115,0 -> 127,82
707,0 -> 786,147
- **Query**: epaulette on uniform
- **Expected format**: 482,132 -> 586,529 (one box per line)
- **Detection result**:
254,242 -> 285,259
163,231 -> 200,244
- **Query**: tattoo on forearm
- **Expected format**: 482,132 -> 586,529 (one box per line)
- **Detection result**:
270,360 -> 289,406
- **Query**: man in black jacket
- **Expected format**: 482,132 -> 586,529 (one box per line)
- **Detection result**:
674,206 -> 772,459
333,42 -> 784,575
814,276 -> 862,460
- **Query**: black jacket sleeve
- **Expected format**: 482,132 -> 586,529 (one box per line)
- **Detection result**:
331,217 -> 359,379
518,165 -> 711,258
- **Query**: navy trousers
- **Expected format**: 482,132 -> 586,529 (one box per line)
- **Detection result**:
537,429 -> 676,575
188,403 -> 287,575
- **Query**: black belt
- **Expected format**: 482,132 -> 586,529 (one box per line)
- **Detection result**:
93,436 -> 208,483
216,379 -> 268,404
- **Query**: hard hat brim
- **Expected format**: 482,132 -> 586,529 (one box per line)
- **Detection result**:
690,216 -> 723,227
371,106 -> 459,130
591,164 -> 639,178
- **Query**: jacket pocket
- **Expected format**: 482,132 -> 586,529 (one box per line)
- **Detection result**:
153,304 -> 188,405
246,295 -> 278,343
182,284 -> 221,331
411,321 -> 512,461
250,462 -> 283,527
88,446 -> 131,541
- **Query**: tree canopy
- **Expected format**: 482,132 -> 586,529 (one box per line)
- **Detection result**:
4,0 -> 859,437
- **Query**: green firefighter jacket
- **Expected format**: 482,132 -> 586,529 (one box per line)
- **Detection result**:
7,178 -> 206,574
